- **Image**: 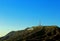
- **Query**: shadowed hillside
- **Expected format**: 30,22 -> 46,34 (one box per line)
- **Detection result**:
0,26 -> 60,41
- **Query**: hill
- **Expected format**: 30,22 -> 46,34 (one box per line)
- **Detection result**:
0,26 -> 60,41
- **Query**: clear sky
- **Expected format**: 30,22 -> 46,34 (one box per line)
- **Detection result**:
0,0 -> 60,37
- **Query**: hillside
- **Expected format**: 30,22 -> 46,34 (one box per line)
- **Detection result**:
0,26 -> 60,41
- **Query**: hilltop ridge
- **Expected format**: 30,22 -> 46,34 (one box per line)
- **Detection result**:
0,26 -> 60,41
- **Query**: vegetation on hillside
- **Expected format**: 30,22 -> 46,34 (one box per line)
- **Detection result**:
0,26 -> 60,41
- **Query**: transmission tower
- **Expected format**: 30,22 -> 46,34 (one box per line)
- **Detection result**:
39,20 -> 42,26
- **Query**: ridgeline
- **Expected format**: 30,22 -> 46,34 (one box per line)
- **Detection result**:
0,26 -> 60,41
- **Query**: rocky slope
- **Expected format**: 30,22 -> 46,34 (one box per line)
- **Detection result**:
0,26 -> 60,41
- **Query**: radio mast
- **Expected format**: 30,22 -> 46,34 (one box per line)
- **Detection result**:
39,19 -> 42,26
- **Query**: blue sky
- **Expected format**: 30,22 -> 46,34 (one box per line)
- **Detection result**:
0,0 -> 60,37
